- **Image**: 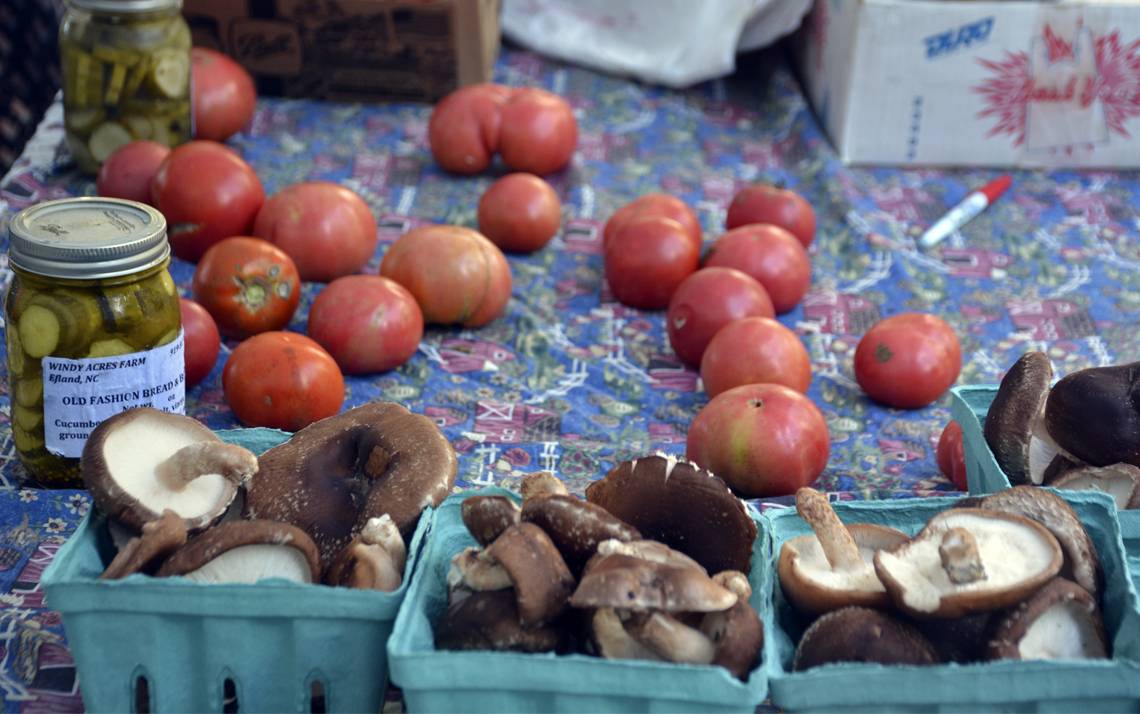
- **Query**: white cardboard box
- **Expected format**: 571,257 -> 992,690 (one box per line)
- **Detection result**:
797,0 -> 1140,167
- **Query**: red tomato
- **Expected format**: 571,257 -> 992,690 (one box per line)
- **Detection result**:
191,47 -> 257,142
477,173 -> 562,253
222,331 -> 344,431
498,88 -> 578,175
380,225 -> 511,328
700,317 -> 811,397
604,216 -> 699,310
179,298 -> 220,388
666,267 -> 775,366
703,224 -> 810,314
854,313 -> 962,409
253,181 -> 378,283
686,383 -> 830,498
95,141 -> 170,204
191,237 -> 301,339
308,275 -> 423,374
428,83 -> 512,174
938,421 -> 969,491
151,141 -> 265,262
603,193 -> 702,253
726,184 -> 816,248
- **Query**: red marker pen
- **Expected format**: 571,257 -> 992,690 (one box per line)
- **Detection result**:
919,175 -> 1012,248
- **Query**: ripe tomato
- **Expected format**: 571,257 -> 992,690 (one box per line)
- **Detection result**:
854,313 -> 962,409
603,193 -> 702,253
498,88 -> 577,175
700,317 -> 811,397
191,237 -> 300,339
604,215 -> 699,310
253,181 -> 378,283
179,298 -> 220,388
477,173 -> 562,253
380,225 -> 511,328
95,141 -> 169,204
428,83 -> 512,174
703,224 -> 810,314
151,141 -> 265,262
937,421 -> 969,491
191,47 -> 257,142
726,184 -> 816,248
666,267 -> 775,366
686,383 -> 830,498
308,275 -> 423,374
222,331 -> 345,431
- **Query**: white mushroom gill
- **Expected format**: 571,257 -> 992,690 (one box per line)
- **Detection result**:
1018,602 -> 1107,660
103,417 -> 229,519
181,544 -> 313,585
791,539 -> 885,592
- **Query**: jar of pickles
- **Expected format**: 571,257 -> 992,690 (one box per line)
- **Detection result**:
60,0 -> 192,173
5,198 -> 185,487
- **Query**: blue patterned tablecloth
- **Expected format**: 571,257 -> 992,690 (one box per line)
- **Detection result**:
1,46 -> 1139,711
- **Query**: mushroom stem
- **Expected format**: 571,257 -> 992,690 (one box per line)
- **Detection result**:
519,471 -> 568,501
630,612 -> 717,665
939,527 -> 987,584
155,442 -> 258,489
343,542 -> 403,591
447,547 -> 513,591
712,571 -> 752,601
796,488 -> 862,572
361,515 -> 406,574
100,509 -> 188,580
592,608 -> 664,661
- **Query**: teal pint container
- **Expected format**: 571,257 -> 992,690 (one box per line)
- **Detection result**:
764,492 -> 1140,712
41,427 -> 431,713
387,486 -> 773,713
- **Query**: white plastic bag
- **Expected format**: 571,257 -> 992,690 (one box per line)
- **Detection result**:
501,0 -> 813,88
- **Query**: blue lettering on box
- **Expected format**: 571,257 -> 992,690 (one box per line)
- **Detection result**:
924,17 -> 994,59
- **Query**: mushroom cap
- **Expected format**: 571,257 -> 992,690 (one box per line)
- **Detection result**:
156,519 -> 322,584
100,510 -> 188,580
1045,360 -> 1140,468
983,351 -> 1053,485
435,589 -> 562,653
82,408 -> 247,533
247,402 -> 457,565
979,486 -> 1101,598
986,577 -> 1109,661
461,495 -> 520,546
1049,463 -> 1140,511
778,524 -> 909,615
704,600 -> 764,681
874,508 -> 1063,619
570,551 -> 736,613
793,606 -> 939,671
521,496 -> 641,575
585,454 -> 757,574
485,523 -> 575,628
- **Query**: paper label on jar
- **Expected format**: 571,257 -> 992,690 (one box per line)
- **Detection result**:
42,330 -> 186,458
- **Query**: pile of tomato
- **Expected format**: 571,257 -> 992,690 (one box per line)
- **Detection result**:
94,56 -> 968,494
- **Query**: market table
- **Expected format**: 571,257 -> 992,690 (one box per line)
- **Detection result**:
1,45 -> 1138,711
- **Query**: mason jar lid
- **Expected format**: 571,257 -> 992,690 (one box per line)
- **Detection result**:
66,0 -> 182,13
8,197 -> 170,280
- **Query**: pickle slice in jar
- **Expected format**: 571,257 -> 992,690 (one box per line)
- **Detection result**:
88,122 -> 133,163
87,338 -> 135,358
6,327 -> 28,376
18,305 -> 61,358
20,291 -> 102,358
104,63 -> 129,105
14,376 -> 43,408
156,328 -> 179,346
12,404 -> 43,433
13,424 -> 46,453
124,114 -> 153,140
98,283 -> 173,349
65,132 -> 100,174
123,56 -> 151,100
148,49 -> 189,99
65,107 -> 105,134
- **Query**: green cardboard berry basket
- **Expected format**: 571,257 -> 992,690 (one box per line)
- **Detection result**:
764,492 -> 1140,713
41,427 -> 432,714
951,384 -> 1140,592
386,486 -> 773,713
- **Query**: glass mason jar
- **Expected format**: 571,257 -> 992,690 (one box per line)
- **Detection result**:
5,198 -> 185,487
59,0 -> 191,174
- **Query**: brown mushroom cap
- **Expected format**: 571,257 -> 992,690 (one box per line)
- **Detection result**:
986,577 -> 1109,661
485,523 -> 575,627
874,509 -> 1062,619
793,606 -> 939,671
520,495 -> 641,575
1048,463 -> 1140,510
1044,360 -> 1140,468
570,552 -> 736,613
82,408 -> 256,532
983,351 -> 1053,485
100,510 -> 188,580
702,599 -> 764,680
585,454 -> 757,574
778,524 -> 909,615
461,495 -> 521,546
156,520 -> 322,584
435,589 -> 563,653
979,486 -> 1101,598
246,402 -> 457,564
